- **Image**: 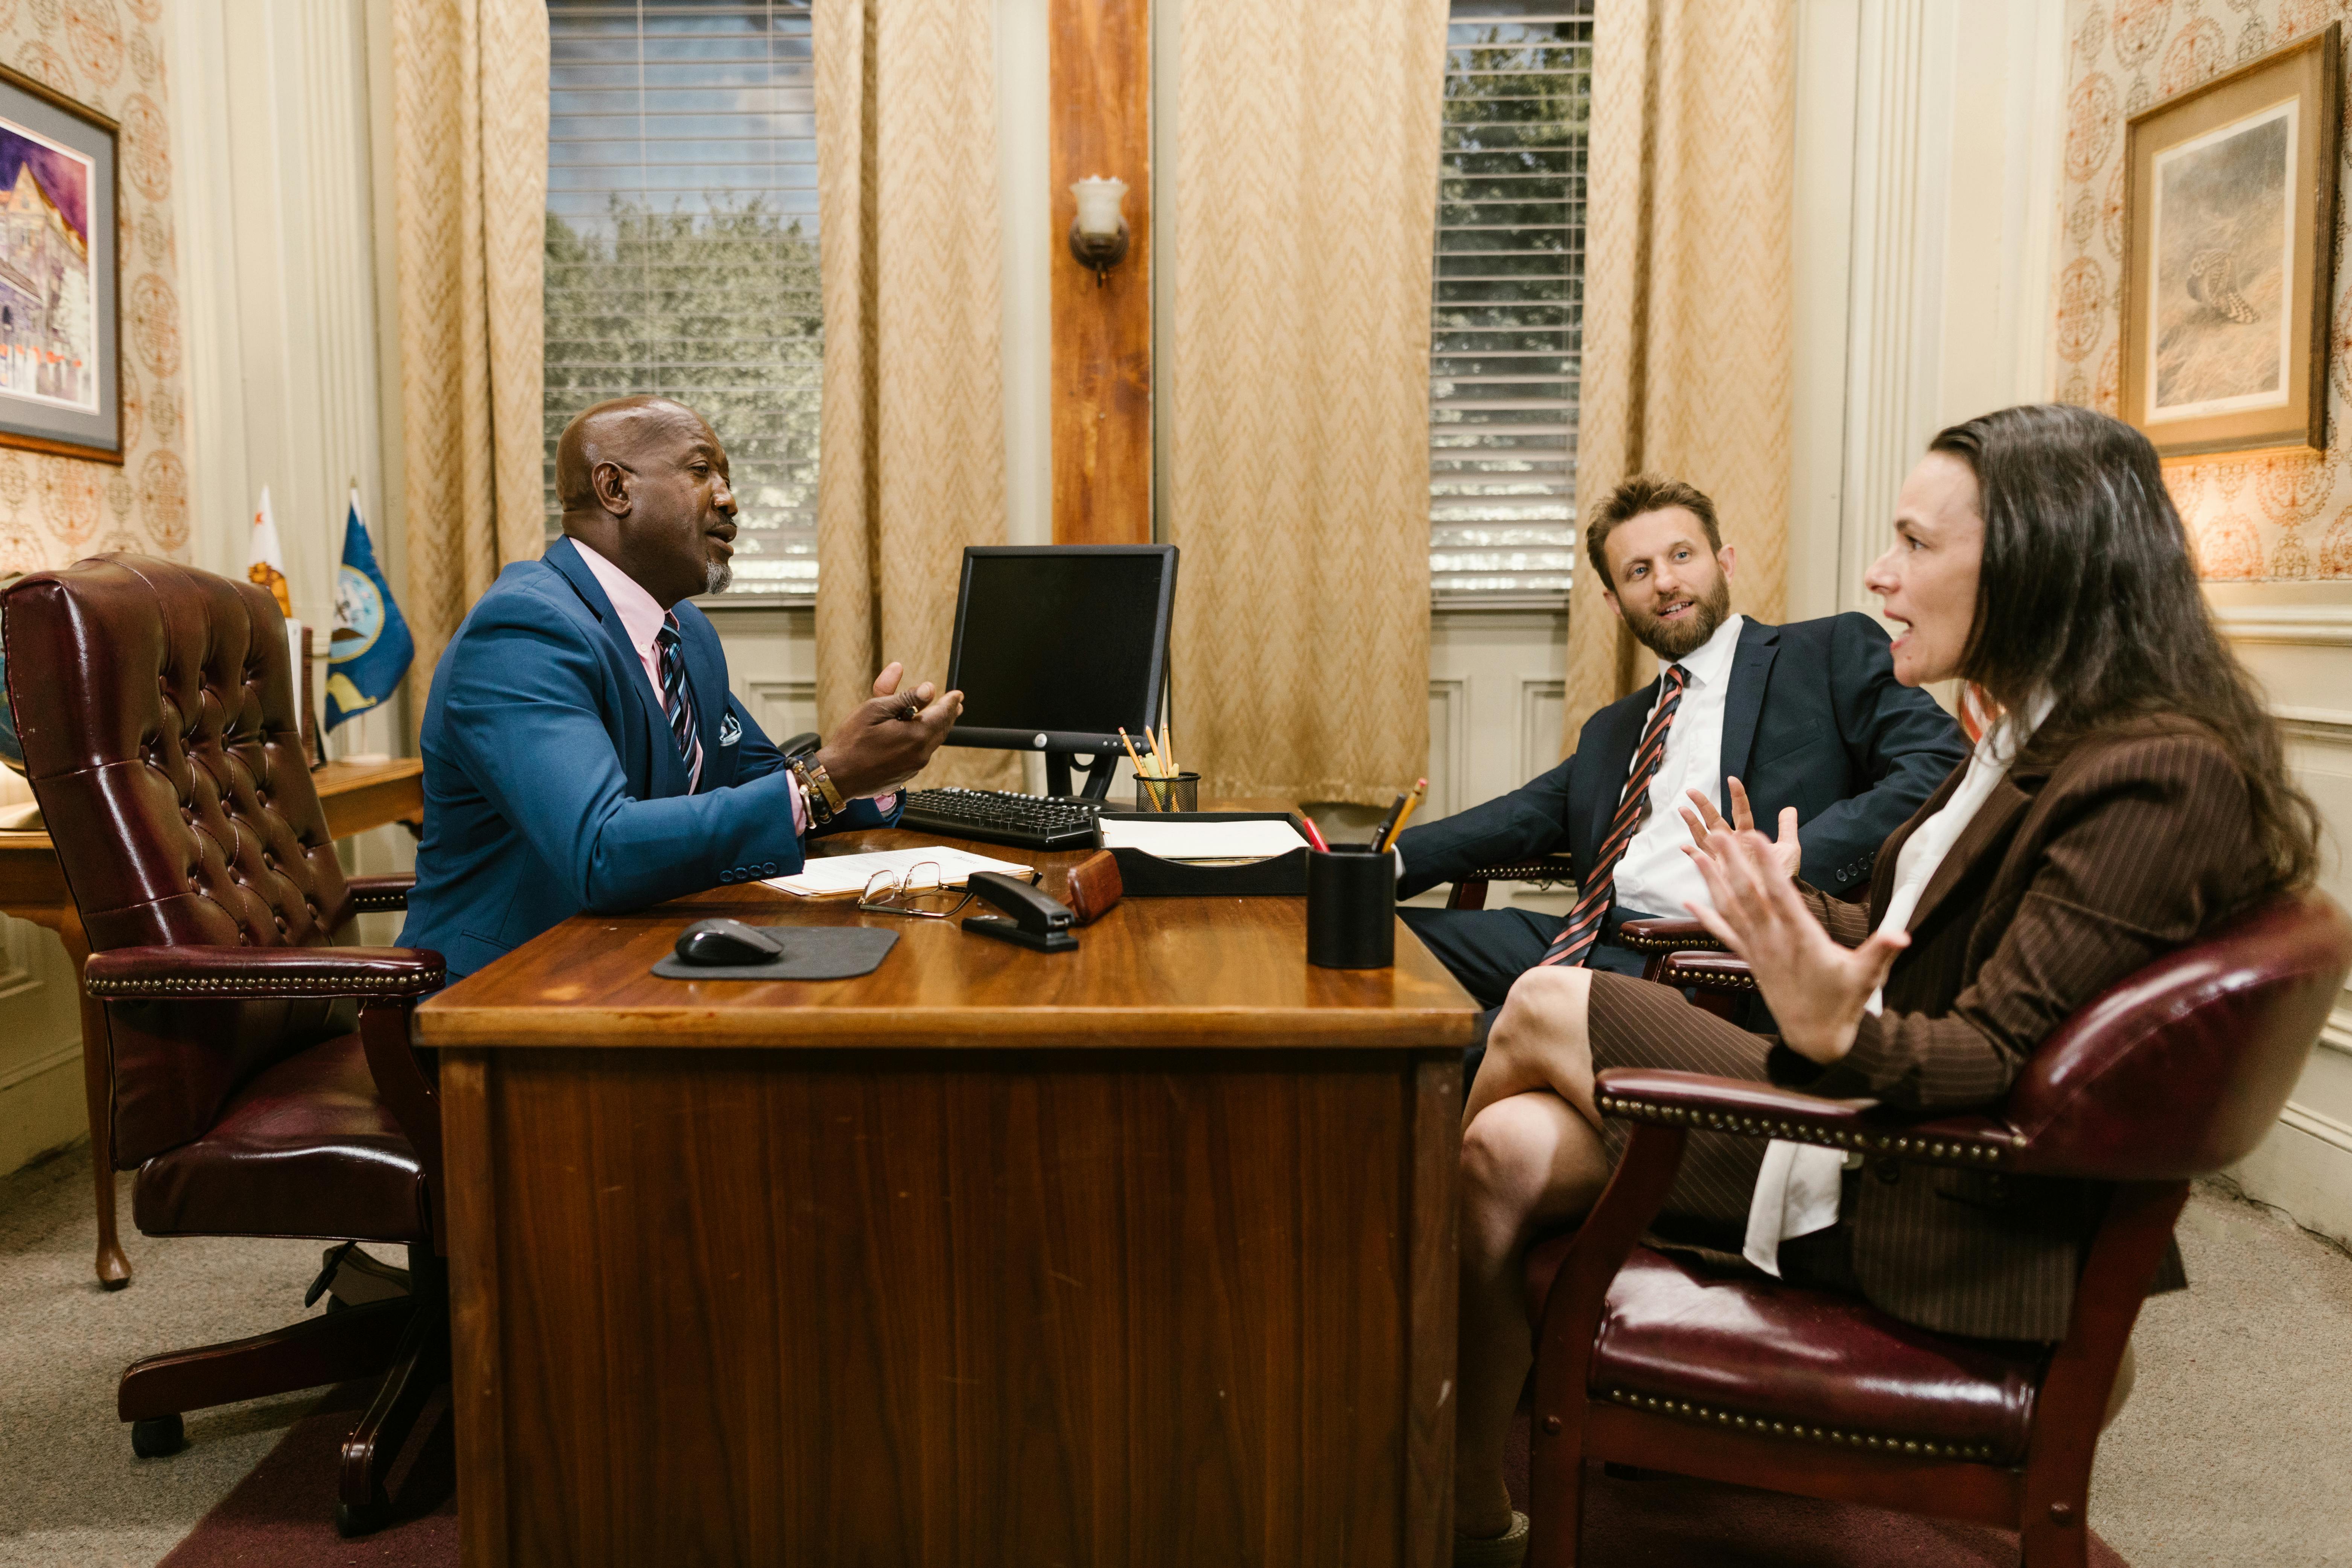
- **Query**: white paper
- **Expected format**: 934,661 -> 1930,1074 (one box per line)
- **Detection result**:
1098,818 -> 1308,862
760,845 -> 1034,898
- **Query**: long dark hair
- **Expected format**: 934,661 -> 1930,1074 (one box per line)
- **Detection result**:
1927,403 -> 2320,895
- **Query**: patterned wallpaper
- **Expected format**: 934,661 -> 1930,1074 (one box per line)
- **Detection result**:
2059,0 -> 2352,579
0,0 -> 187,575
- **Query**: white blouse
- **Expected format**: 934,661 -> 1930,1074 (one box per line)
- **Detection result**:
1741,693 -> 2053,1277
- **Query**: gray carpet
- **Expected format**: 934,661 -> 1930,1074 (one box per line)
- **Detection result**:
0,1147 -> 333,1568
1,1143 -> 2348,1566
2091,1183 -> 2352,1566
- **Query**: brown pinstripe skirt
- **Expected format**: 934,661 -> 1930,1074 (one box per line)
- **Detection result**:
1586,970 -> 1779,1251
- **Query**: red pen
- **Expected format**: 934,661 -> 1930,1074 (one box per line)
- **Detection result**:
1299,814 -> 1331,853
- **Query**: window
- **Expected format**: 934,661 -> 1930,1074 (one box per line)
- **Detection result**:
1428,0 -> 1590,601
545,0 -> 819,599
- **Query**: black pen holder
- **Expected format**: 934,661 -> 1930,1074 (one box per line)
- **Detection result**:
1135,771 -> 1201,813
1305,844 -> 1395,969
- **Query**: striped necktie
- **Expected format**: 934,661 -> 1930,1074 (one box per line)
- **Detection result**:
1537,662 -> 1689,968
655,614 -> 704,794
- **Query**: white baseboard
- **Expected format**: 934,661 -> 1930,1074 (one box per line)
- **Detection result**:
0,1039 -> 88,1177
2229,1102 -> 2352,1250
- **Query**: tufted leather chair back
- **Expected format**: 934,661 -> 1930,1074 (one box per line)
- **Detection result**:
3,555 -> 360,1163
2005,888 -> 2352,1181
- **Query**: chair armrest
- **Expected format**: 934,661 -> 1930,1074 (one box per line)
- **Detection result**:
83,945 -> 446,1001
1615,917 -> 1726,955
1592,1068 -> 2027,1168
1654,951 -> 1755,993
345,874 -> 415,915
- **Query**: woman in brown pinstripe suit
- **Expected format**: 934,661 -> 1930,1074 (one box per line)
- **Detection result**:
1449,404 -> 2324,1562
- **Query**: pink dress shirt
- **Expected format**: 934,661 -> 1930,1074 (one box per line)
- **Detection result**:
570,539 -> 808,834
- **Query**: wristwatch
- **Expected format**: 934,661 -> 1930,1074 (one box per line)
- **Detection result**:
792,757 -> 847,825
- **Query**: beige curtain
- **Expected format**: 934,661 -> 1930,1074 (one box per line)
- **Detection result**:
388,0 -> 549,732
813,0 -> 1015,789
1167,0 -> 1449,806
1565,0 -> 1795,743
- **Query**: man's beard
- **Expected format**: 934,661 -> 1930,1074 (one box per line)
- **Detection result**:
1624,573 -> 1731,659
703,555 -> 733,595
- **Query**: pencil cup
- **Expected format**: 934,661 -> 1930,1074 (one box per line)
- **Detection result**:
1136,771 -> 1201,812
1306,845 -> 1396,969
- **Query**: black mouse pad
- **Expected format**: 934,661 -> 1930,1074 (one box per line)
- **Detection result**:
651,925 -> 899,982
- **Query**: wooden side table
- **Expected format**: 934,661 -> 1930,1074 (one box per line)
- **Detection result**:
0,757 -> 425,1289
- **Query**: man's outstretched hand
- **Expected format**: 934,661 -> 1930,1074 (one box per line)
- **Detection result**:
814,661 -> 962,799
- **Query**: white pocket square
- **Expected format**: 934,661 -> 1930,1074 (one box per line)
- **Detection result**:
718,711 -> 742,747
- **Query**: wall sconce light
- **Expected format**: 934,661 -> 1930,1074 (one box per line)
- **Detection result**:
1069,176 -> 1130,287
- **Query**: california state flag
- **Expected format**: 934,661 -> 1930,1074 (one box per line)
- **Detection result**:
248,487 -> 292,618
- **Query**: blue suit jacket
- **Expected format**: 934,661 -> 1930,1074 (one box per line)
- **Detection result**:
1395,613 -> 1968,903
399,536 -> 897,981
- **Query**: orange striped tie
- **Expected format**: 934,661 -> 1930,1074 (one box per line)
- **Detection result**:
1537,663 -> 1688,968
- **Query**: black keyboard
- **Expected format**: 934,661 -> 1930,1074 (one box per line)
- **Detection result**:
898,788 -> 1105,852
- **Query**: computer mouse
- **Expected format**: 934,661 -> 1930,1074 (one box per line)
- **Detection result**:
674,918 -> 787,967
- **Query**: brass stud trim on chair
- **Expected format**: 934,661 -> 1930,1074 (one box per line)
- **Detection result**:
1592,1093 -> 2017,1167
87,970 -> 444,1000
1656,962 -> 1760,992
1599,1387 -> 1997,1463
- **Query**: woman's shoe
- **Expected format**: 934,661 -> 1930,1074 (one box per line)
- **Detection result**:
1453,1510 -> 1530,1566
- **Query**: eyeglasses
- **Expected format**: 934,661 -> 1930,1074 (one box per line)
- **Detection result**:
856,862 -> 980,919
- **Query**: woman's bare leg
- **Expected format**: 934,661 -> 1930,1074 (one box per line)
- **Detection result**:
1454,967 -> 1614,1538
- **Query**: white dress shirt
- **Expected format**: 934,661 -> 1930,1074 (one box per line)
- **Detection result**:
1742,692 -> 2053,1277
1612,613 -> 1745,919
571,539 -> 808,831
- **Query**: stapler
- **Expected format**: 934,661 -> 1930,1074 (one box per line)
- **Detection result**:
961,871 -> 1079,953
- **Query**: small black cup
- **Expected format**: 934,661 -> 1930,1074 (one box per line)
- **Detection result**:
1135,771 -> 1201,812
1306,844 -> 1396,969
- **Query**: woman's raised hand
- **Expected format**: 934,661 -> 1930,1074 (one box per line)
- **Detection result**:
1678,776 -> 1801,881
1679,825 -> 1907,1064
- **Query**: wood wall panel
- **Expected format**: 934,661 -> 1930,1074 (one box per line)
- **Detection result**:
1050,0 -> 1152,544
476,1047 -> 1441,1567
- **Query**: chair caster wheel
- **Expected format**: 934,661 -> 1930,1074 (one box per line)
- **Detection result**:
336,1499 -> 388,1538
131,1414 -> 184,1458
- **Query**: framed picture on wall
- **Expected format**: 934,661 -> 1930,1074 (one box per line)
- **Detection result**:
2122,23 -> 2341,460
0,63 -> 120,466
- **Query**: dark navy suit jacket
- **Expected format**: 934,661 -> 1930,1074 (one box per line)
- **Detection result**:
1395,613 -> 1967,903
399,536 -> 898,981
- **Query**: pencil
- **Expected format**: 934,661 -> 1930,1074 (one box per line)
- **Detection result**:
1146,726 -> 1171,778
1118,727 -> 1164,811
1379,778 -> 1428,853
1367,790 -> 1409,852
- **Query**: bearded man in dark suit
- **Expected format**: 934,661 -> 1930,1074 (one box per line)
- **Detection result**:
1396,473 -> 1967,1008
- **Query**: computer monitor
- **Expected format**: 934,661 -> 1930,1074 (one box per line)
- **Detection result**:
942,545 -> 1177,795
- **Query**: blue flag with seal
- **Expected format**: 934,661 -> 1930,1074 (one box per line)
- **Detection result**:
326,490 -> 414,731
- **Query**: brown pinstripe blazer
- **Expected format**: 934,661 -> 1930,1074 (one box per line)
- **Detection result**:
1772,719 -> 2267,1341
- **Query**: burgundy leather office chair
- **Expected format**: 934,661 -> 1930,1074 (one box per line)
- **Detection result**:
2,555 -> 448,1536
1516,888 -> 2352,1567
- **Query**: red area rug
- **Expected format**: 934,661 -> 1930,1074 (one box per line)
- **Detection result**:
1505,1409 -> 2131,1566
158,1382 -> 455,1568
156,1391 -> 2125,1565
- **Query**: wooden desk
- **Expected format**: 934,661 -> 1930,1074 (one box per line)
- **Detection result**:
417,827 -> 1478,1568
0,757 -> 425,1288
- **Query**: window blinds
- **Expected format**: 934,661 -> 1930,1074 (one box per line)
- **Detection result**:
1429,0 -> 1591,601
545,0 -> 819,599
